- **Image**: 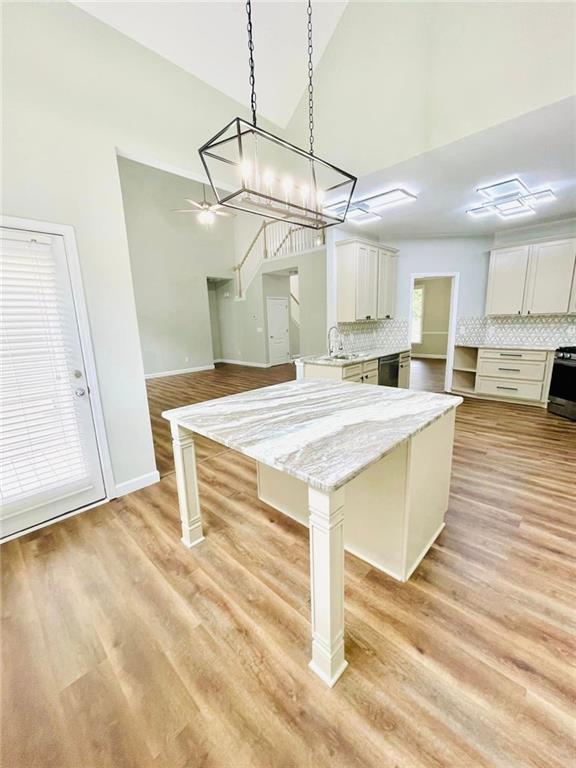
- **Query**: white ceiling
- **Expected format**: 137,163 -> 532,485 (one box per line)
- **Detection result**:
72,1 -> 347,128
347,97 -> 576,239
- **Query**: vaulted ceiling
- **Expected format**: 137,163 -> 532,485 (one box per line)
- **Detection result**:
72,1 -> 347,128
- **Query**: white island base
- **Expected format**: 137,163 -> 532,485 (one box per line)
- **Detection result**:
257,409 -> 455,583
164,380 -> 461,687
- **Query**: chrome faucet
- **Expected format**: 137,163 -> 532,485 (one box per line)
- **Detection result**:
327,325 -> 343,357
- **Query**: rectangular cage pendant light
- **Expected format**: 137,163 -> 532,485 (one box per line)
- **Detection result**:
199,117 -> 356,230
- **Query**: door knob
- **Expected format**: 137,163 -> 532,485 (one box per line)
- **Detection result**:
75,388 -> 86,397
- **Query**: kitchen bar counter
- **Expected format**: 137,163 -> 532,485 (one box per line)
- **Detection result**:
163,380 -> 462,687
300,346 -> 411,367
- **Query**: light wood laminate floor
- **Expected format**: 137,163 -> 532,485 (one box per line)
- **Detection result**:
2,363 -> 576,768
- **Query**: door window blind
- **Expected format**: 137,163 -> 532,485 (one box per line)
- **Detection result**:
1,233 -> 91,509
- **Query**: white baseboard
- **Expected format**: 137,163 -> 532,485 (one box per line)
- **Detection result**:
215,358 -> 271,368
411,354 -> 447,360
114,470 -> 160,497
145,365 -> 214,379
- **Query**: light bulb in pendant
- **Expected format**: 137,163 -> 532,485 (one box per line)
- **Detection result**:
301,185 -> 309,208
316,189 -> 325,211
283,177 -> 293,206
240,159 -> 252,187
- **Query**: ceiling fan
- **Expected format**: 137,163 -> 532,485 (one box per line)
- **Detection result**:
173,183 -> 232,225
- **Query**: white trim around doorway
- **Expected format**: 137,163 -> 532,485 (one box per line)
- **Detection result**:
408,272 -> 459,392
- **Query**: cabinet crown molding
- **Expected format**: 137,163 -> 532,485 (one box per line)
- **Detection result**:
336,238 -> 399,254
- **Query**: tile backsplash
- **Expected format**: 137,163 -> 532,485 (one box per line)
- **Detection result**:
456,315 -> 575,348
337,319 -> 410,353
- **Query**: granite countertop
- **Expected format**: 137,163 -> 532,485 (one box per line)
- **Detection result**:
163,379 -> 462,493
301,346 -> 411,368
455,342 -> 561,351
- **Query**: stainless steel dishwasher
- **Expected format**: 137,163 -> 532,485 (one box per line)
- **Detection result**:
378,353 -> 400,387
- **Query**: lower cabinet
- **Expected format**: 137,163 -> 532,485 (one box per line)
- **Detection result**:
451,346 -> 554,406
398,351 -> 411,388
303,355 -> 409,386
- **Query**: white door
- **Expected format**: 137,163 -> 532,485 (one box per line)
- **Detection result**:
267,297 -> 290,365
525,240 -> 576,315
1,227 -> 106,537
485,246 -> 530,315
356,245 -> 378,320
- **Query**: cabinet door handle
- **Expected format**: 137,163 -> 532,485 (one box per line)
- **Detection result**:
498,367 -> 521,372
497,386 -> 518,391
365,315 -> 371,320
500,353 -> 522,357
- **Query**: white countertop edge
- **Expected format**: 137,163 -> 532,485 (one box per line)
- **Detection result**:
301,346 -> 411,368
163,393 -> 463,493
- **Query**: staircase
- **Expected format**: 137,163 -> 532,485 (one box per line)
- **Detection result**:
234,220 -> 325,299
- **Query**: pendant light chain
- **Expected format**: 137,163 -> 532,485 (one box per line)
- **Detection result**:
307,0 -> 315,156
246,0 -> 257,126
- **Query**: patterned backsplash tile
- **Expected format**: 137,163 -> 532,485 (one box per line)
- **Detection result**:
456,315 -> 575,348
337,319 -> 410,353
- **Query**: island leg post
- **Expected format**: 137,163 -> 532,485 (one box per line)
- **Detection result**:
308,485 -> 348,687
170,422 -> 204,548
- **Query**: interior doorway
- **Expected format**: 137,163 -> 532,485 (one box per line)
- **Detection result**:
408,272 -> 459,392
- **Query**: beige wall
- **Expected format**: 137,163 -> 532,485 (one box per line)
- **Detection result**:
215,248 -> 327,365
118,158 -> 235,375
412,278 -> 452,357
3,2 -> 278,488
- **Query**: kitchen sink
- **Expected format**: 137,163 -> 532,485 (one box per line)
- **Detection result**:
319,353 -> 359,361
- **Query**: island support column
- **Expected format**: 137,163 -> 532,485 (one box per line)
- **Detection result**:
308,486 -> 348,686
170,422 -> 204,548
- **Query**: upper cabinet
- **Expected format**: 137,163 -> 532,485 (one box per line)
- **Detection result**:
355,243 -> 379,320
377,248 -> 397,320
485,239 -> 576,317
336,239 -> 398,323
525,241 -> 576,315
485,246 -> 530,316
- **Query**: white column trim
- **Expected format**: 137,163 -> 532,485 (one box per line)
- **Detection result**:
171,423 -> 204,548
308,485 -> 348,687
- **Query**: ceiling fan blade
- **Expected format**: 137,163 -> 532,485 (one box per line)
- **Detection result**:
184,199 -> 204,209
172,208 -> 201,214
214,210 -> 232,217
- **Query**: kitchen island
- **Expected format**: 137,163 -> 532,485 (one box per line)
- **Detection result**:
163,379 -> 462,686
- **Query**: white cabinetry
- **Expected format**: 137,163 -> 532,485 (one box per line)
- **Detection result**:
336,239 -> 398,323
304,357 -> 382,385
485,239 -> 576,316
525,240 -> 576,315
451,346 -> 554,406
398,351 -> 411,388
355,244 -> 379,321
377,249 -> 397,319
485,247 -> 530,316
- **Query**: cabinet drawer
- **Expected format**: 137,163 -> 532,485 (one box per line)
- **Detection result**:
363,371 -> 378,385
477,360 -> 546,381
475,377 -> 543,401
363,359 -> 379,373
399,351 -> 411,363
479,348 -> 547,362
343,364 -> 363,380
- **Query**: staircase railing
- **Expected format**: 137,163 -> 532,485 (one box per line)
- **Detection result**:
235,220 -> 325,298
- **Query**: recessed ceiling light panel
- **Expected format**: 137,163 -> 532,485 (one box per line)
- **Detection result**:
467,178 -> 556,221
477,178 -> 529,200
